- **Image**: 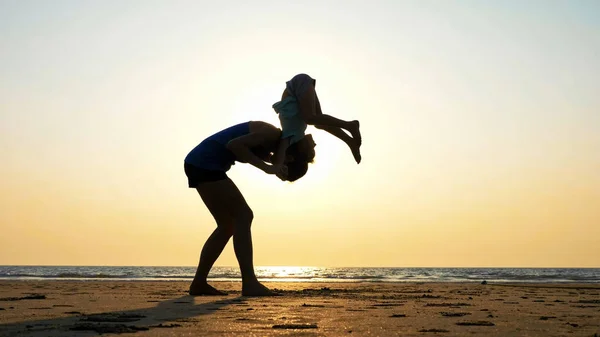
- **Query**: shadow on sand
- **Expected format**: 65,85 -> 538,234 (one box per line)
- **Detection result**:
0,295 -> 244,336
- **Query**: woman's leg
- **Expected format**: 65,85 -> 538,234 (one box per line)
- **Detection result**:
189,226 -> 233,295
192,178 -> 275,296
189,179 -> 235,295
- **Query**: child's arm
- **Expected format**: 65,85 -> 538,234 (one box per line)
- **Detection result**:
269,137 -> 291,180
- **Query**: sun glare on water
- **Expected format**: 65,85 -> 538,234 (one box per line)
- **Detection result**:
255,266 -> 322,281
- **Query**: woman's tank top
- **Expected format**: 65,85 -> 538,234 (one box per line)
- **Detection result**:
184,122 -> 251,172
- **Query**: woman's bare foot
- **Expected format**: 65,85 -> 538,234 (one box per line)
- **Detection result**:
349,120 -> 362,146
189,282 -> 227,296
242,281 -> 280,297
349,139 -> 362,164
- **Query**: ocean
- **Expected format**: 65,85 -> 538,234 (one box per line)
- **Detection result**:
0,266 -> 598,283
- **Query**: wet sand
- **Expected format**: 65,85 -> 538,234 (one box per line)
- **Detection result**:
0,281 -> 599,336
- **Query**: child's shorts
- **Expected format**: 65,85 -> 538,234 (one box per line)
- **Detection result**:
184,162 -> 228,187
285,73 -> 316,99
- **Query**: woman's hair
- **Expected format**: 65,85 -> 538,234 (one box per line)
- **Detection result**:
286,160 -> 309,182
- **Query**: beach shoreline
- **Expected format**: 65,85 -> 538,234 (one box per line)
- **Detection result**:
1,281 -> 599,336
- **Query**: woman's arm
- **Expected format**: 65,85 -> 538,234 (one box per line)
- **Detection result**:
226,123 -> 285,176
271,137 -> 290,167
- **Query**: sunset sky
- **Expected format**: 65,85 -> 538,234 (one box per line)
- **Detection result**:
1,0 -> 598,268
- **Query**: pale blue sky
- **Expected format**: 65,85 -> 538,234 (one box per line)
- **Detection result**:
1,0 -> 599,266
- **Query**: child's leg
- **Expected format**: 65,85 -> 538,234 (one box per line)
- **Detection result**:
314,93 -> 361,146
311,89 -> 362,163
297,84 -> 346,127
296,83 -> 362,163
315,124 -> 361,164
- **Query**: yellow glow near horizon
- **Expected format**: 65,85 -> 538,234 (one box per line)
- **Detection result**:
1,1 -> 599,268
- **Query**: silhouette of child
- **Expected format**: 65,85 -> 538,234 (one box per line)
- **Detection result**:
272,73 -> 362,166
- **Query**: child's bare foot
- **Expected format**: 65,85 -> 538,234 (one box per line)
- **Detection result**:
189,282 -> 227,296
349,120 -> 362,146
242,281 -> 280,297
350,139 -> 362,164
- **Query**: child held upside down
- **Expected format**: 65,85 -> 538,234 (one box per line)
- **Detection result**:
271,73 -> 362,167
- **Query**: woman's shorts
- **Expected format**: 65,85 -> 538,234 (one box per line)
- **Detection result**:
184,162 -> 228,187
285,73 -> 316,99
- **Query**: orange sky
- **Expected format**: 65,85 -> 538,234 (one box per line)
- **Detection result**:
1,1 -> 599,267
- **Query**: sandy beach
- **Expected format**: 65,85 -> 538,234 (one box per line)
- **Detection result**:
0,281 -> 598,336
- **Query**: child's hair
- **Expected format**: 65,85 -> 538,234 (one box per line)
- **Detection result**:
283,135 -> 314,182
286,138 -> 315,164
286,160 -> 309,182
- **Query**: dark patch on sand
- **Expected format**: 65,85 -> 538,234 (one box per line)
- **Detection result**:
272,323 -> 318,329
0,294 -> 46,301
419,328 -> 450,333
422,294 -> 442,299
70,323 -> 149,334
82,313 -> 146,323
64,311 -> 83,315
425,303 -> 471,307
302,303 -> 325,307
540,316 -> 557,320
400,289 -> 433,294
441,312 -> 471,317
150,323 -> 182,328
456,321 -> 495,326
390,314 -> 406,317
373,302 -> 404,307
578,299 -> 600,304
24,323 -> 56,332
